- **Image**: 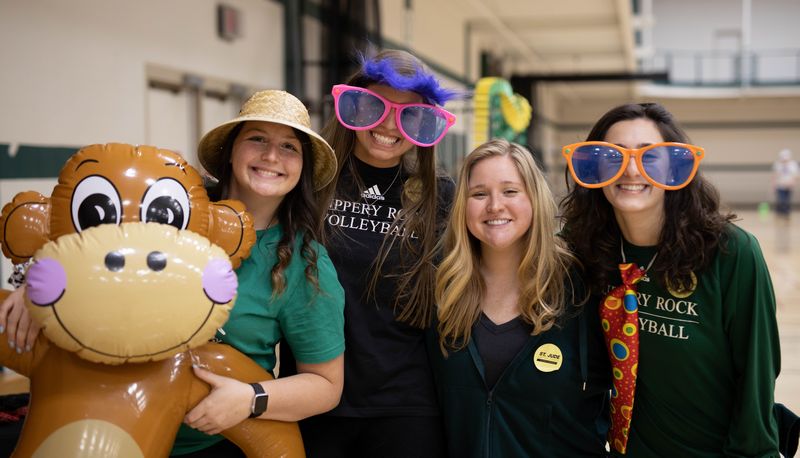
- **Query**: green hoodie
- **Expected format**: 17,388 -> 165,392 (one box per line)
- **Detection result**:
428,298 -> 610,458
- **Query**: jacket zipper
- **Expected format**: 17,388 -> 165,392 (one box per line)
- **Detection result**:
479,337 -> 537,458
485,390 -> 494,458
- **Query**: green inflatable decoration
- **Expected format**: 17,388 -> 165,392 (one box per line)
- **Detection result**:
472,77 -> 532,148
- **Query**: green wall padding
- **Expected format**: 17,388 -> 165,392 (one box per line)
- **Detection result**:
0,144 -> 79,179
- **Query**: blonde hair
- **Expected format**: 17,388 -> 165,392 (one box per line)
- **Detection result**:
436,139 -> 576,354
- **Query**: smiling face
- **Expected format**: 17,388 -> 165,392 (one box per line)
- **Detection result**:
601,118 -> 667,222
228,121 -> 303,205
466,155 -> 533,254
25,223 -> 235,365
353,84 -> 421,168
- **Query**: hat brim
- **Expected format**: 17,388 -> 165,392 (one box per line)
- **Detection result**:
198,115 -> 337,191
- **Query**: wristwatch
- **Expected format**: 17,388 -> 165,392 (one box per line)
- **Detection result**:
249,382 -> 268,418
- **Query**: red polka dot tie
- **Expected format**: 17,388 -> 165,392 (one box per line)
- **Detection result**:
600,263 -> 645,454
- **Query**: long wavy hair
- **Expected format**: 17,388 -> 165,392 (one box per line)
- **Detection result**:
560,102 -> 735,294
436,139 -> 576,354
318,49 -> 451,328
208,122 -> 322,295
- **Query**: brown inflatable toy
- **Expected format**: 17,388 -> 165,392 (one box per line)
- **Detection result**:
0,143 -> 252,268
0,143 -> 304,457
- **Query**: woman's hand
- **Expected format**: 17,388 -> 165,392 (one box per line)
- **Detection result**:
185,352 -> 344,432
0,285 -> 39,353
184,366 -> 253,435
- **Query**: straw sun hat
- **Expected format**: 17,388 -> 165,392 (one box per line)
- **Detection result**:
198,90 -> 337,190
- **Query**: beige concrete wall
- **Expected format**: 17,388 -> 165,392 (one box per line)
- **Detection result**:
0,0 -> 285,281
380,1 -> 473,79
0,0 -> 284,148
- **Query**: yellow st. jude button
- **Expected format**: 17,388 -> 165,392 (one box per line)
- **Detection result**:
533,343 -> 563,372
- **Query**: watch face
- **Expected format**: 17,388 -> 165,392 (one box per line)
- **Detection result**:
252,392 -> 268,416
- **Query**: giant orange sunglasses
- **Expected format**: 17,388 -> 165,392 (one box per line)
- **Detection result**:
562,141 -> 705,190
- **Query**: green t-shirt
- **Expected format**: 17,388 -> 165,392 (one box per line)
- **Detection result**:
610,224 -> 780,457
171,225 -> 345,455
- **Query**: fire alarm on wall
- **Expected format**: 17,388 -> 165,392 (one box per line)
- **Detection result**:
217,4 -> 241,41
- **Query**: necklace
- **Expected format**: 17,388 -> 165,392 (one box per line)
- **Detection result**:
620,238 -> 658,282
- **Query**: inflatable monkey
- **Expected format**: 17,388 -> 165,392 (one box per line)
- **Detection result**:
0,143 -> 303,457
1,143 -> 252,268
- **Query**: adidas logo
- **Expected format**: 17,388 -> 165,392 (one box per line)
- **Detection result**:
361,184 -> 385,201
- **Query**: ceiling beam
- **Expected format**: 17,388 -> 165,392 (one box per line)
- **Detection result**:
510,71 -> 668,84
467,15 -> 618,31
464,0 -> 548,70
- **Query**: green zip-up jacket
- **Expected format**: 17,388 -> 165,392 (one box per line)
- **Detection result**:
427,301 -> 610,458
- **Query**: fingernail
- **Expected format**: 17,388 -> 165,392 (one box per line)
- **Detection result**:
0,326 -> 5,334
16,347 -> 22,354
25,344 -> 31,352
8,341 -> 14,350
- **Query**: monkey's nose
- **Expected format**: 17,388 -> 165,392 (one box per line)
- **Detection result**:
147,251 -> 167,271
104,251 -> 125,272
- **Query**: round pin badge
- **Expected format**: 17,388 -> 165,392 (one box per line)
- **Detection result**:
666,271 -> 698,298
533,343 -> 563,372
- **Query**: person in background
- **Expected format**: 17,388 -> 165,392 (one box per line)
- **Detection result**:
280,49 -> 457,457
429,139 -> 610,457
773,148 -> 798,220
560,102 -> 781,456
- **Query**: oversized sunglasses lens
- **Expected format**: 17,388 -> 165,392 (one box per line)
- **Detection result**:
641,145 -> 696,187
399,106 -> 448,145
336,90 -> 386,128
570,144 -> 625,185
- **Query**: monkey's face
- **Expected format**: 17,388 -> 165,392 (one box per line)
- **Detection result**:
26,223 -> 235,364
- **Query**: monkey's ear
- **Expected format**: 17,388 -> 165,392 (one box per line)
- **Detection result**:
0,192 -> 52,264
207,199 -> 255,269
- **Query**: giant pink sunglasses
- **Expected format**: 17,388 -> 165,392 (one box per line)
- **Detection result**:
331,84 -> 456,147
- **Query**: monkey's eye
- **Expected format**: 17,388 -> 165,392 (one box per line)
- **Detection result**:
140,178 -> 190,230
71,175 -> 122,232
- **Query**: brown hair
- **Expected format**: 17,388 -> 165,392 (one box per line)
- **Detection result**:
560,102 -> 735,293
319,49 -> 452,328
208,123 -> 323,295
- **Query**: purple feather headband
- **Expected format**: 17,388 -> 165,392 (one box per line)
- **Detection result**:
360,55 -> 459,106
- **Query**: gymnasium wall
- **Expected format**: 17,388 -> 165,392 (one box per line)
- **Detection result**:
0,0 -> 285,281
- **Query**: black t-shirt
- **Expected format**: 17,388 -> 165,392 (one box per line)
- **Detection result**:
322,156 -> 454,417
473,313 -> 533,389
